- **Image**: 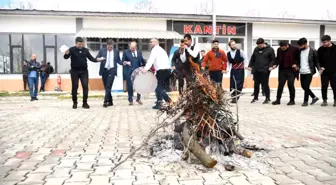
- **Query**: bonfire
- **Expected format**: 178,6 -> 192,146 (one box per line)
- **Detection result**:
112,58 -> 252,171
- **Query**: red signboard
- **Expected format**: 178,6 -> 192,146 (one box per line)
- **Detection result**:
173,21 -> 246,36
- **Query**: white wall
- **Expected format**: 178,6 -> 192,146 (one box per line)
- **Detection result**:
253,23 -> 320,39
0,15 -> 76,34
83,17 -> 166,30
325,25 -> 336,38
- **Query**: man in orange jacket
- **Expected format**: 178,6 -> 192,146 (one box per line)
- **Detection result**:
201,39 -> 228,87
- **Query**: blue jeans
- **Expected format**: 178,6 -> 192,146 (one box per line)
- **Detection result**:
40,73 -> 48,91
28,77 -> 39,98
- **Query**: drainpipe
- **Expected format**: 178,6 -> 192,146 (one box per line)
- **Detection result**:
212,0 -> 216,40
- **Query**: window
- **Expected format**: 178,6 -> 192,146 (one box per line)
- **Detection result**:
23,34 -> 44,62
271,40 -> 289,47
45,35 -> 56,46
309,41 -> 315,49
46,48 -> 56,69
0,34 -> 10,73
252,39 -> 271,45
87,43 -> 101,51
141,39 -> 150,51
229,38 -> 244,50
12,47 -> 22,73
57,35 -> 74,73
11,34 -> 22,46
290,40 -> 299,47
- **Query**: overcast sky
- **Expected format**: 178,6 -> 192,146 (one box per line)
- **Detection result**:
0,0 -> 335,20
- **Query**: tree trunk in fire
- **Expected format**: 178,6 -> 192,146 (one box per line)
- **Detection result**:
181,123 -> 217,168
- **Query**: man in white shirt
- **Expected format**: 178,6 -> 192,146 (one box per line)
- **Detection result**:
227,40 -> 248,103
297,37 -> 320,106
142,38 -> 172,109
183,34 -> 201,72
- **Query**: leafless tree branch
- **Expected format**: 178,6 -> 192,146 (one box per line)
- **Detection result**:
134,0 -> 158,13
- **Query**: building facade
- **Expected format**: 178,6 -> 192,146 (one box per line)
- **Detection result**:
0,10 -> 336,92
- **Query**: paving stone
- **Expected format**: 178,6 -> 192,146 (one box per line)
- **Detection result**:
17,173 -> 49,185
4,170 -> 30,181
229,176 -> 251,185
90,176 -> 110,185
44,178 -> 68,185
1,181 -> 21,185
66,172 -> 91,182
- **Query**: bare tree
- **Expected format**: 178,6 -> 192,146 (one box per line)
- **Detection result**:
134,0 -> 158,13
195,1 -> 212,15
278,10 -> 296,19
245,9 -> 261,17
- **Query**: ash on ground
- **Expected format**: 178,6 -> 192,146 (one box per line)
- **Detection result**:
149,134 -> 273,172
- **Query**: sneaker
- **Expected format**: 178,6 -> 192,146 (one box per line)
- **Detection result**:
321,100 -> 328,107
311,97 -> 319,105
73,102 -> 78,109
250,99 -> 258,103
30,98 -> 34,101
136,100 -> 143,105
263,98 -> 271,104
129,102 -> 133,106
33,97 -> 38,101
302,102 -> 308,107
287,101 -> 295,106
272,100 -> 280,105
82,102 -> 90,109
152,104 -> 161,109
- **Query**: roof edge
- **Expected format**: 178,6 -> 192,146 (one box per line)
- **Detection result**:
1,9 -> 336,25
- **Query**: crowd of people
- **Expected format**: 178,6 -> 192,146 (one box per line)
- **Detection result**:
25,33 -> 335,109
22,55 -> 54,101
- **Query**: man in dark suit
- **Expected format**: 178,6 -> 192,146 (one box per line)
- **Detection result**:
96,40 -> 122,107
122,41 -> 146,105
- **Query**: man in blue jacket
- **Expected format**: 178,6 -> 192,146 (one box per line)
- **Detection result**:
122,41 -> 146,105
96,40 -> 123,107
28,54 -> 41,101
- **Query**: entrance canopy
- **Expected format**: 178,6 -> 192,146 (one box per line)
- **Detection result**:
76,28 -> 182,39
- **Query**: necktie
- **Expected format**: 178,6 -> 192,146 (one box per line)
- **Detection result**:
132,51 -> 136,58
107,52 -> 111,70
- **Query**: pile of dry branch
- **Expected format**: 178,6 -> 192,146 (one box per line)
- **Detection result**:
158,60 -> 251,168
112,59 -> 251,171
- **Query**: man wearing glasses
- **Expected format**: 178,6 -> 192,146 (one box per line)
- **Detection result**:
318,35 -> 336,107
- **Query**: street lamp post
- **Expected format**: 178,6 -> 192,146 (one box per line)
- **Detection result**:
212,0 -> 216,40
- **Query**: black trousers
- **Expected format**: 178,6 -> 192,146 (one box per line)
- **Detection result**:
253,71 -> 270,99
321,72 -> 336,100
175,69 -> 192,95
156,69 -> 171,102
209,70 -> 223,85
70,69 -> 89,103
102,68 -> 116,103
276,70 -> 296,101
230,69 -> 245,98
300,74 -> 316,102
23,75 -> 28,91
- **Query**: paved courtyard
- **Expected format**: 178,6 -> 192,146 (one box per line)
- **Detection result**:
0,89 -> 335,185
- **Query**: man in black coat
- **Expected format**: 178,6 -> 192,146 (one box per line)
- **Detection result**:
297,37 -> 320,107
271,40 -> 300,106
318,35 -> 336,107
248,38 -> 275,104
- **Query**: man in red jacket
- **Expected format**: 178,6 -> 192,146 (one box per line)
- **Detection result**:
201,40 -> 228,87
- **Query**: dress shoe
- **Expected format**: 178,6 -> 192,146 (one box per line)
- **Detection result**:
129,102 -> 134,106
250,99 -> 258,103
287,101 -> 295,106
136,100 -> 143,105
302,102 -> 308,107
272,100 -> 280,105
33,97 -> 38,100
82,102 -> 90,109
321,100 -> 328,107
311,97 -> 319,105
73,102 -> 78,109
263,98 -> 271,104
